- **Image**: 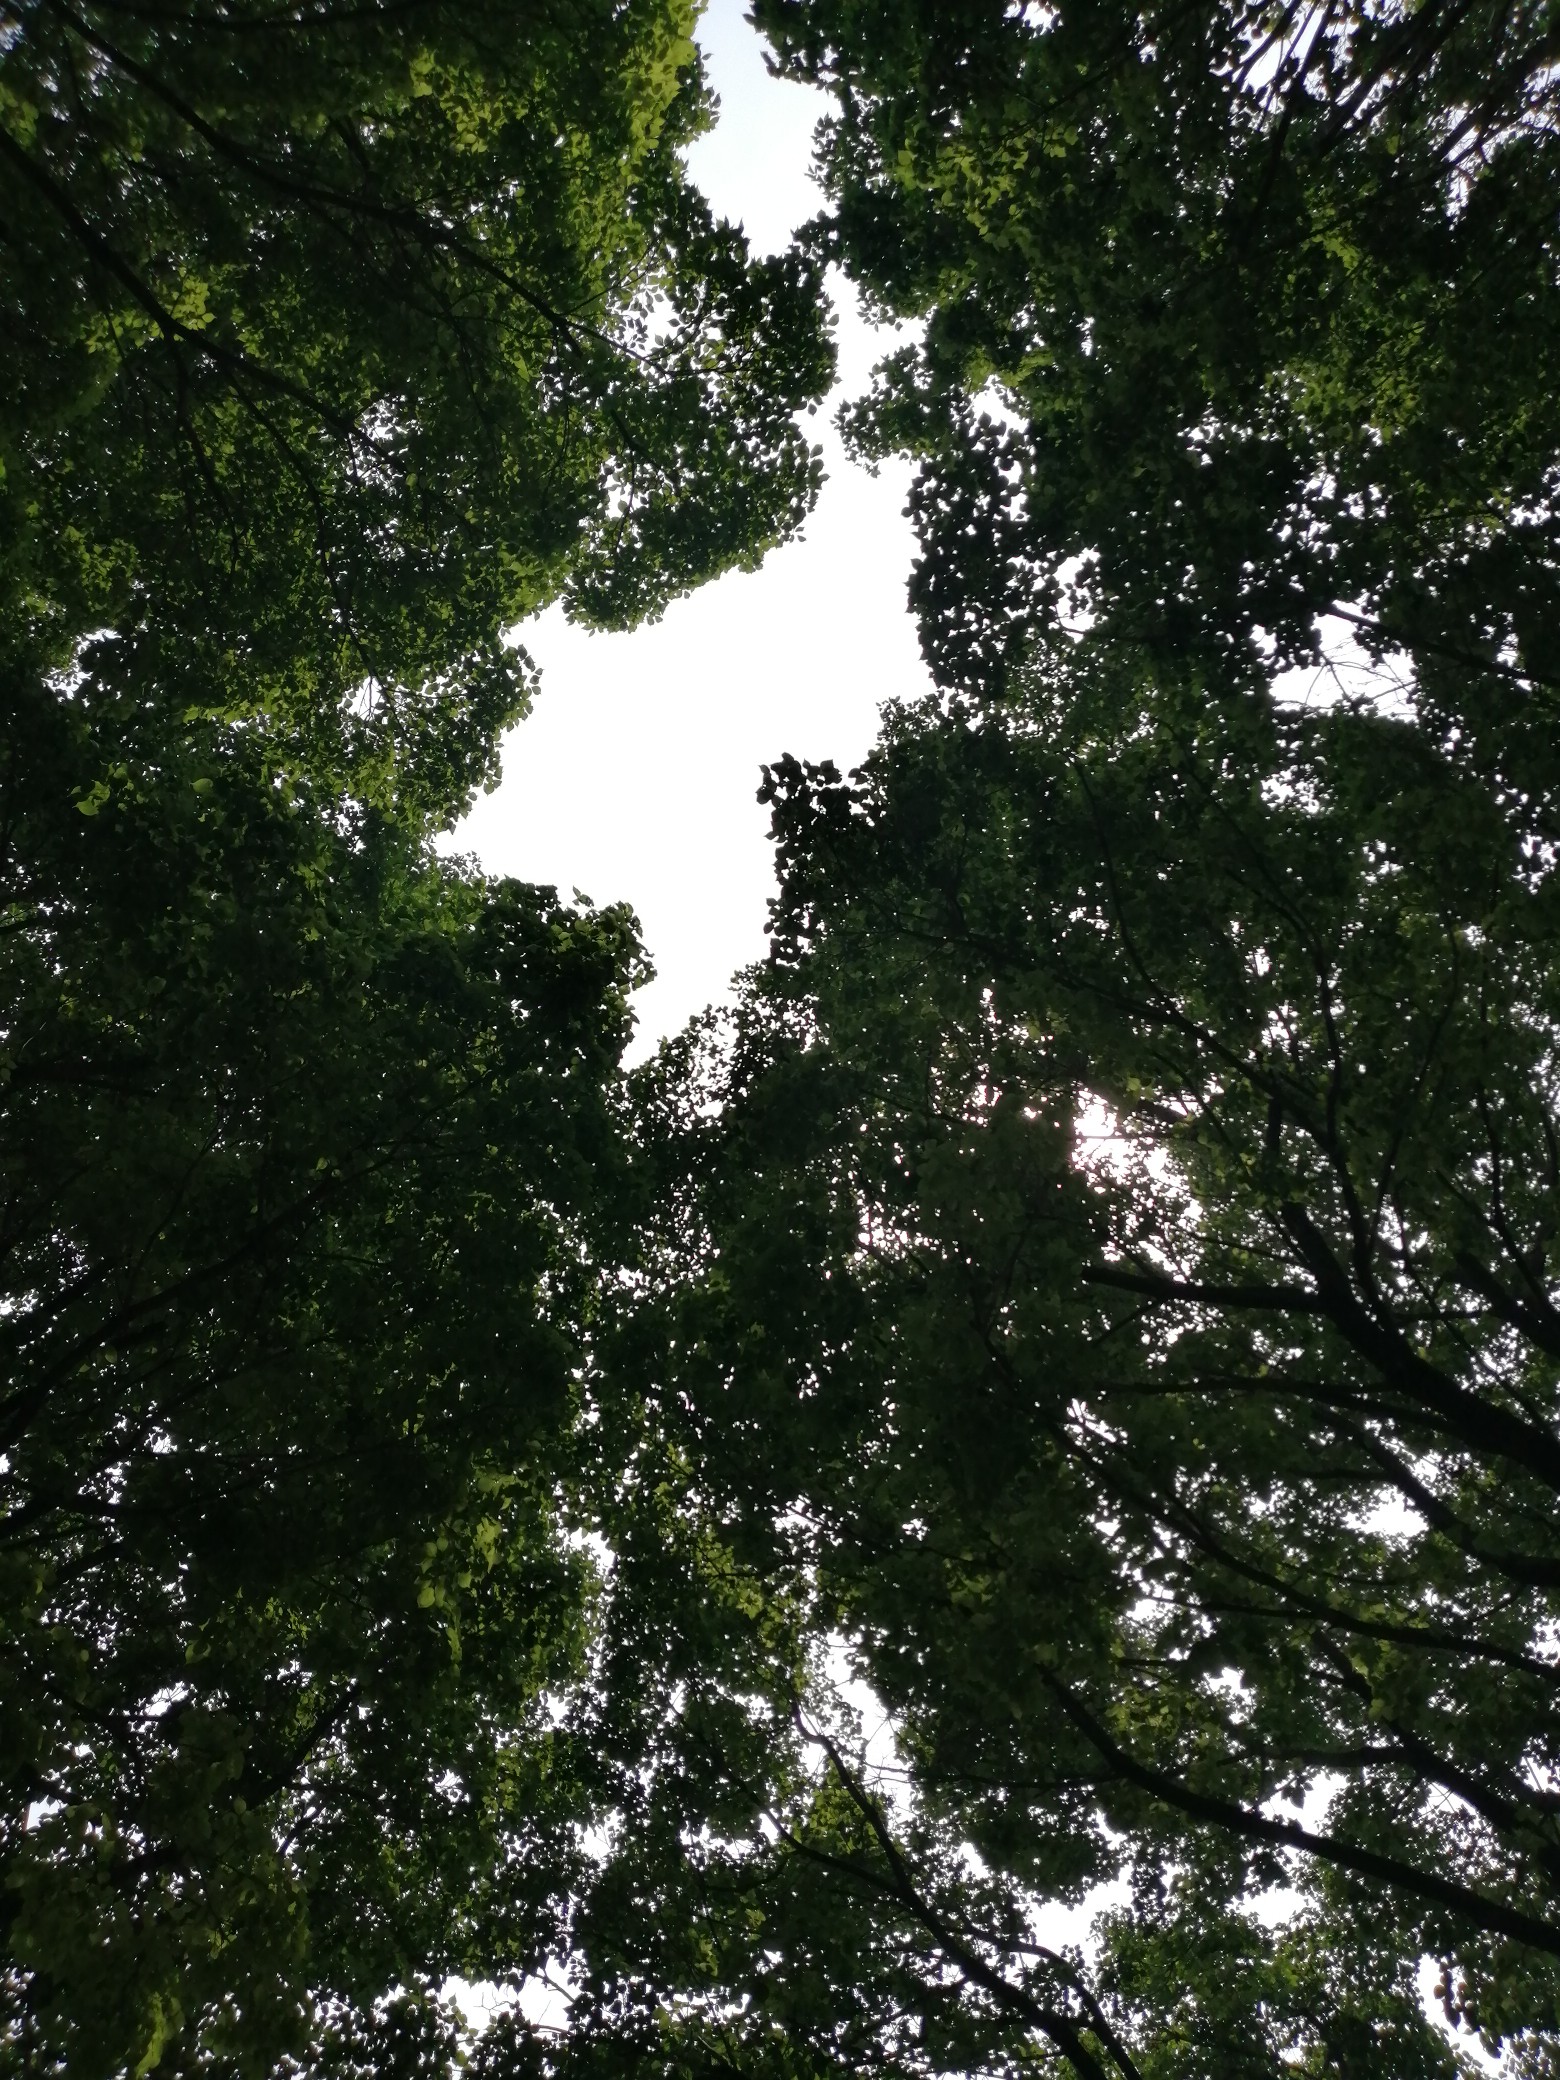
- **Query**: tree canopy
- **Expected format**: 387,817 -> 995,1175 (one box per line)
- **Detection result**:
2,0 -> 833,816
0,644 -> 651,2074
756,0 -> 1560,723
7,0 -> 1560,2075
0,1 -> 836,2067
625,650 -> 1560,2075
564,4 -> 1560,2073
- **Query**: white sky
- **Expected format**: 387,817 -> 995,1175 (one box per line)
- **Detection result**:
448,0 -> 931,1054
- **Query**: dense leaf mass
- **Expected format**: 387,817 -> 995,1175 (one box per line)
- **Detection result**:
548,4 -> 1560,2075
757,0 -> 1560,713
0,0 -> 833,815
0,647 -> 647,2073
632,655 -> 1560,2074
0,0 -> 835,2066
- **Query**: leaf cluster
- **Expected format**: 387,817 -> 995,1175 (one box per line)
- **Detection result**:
757,0 -> 1560,718
1,0 -> 835,818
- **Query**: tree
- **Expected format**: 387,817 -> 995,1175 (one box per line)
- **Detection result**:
0,7 -> 840,2064
754,0 -> 1560,730
1,0 -> 834,818
572,10 -> 1560,2069
0,640 -> 647,2075
621,643 -> 1560,2074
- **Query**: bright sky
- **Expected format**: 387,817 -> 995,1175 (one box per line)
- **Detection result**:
449,0 -> 931,1054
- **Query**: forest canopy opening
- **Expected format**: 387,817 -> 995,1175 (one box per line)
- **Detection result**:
4,1 -> 1560,2075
